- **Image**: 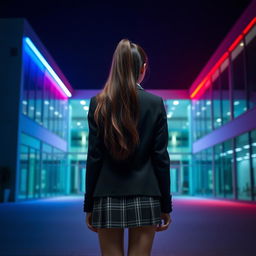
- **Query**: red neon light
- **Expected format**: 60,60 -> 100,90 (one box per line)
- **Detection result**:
190,77 -> 208,99
208,52 -> 229,77
190,17 -> 256,99
228,34 -> 243,52
190,52 -> 228,99
243,17 -> 256,34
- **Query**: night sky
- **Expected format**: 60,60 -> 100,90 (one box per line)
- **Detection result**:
0,0 -> 252,90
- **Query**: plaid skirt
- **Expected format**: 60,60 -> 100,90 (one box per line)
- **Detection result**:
91,195 -> 162,228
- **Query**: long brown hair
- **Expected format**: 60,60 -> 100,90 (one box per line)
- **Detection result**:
93,39 -> 148,161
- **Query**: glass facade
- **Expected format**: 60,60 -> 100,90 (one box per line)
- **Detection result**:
17,37 -> 70,201
191,21 -> 256,202
68,99 -> 90,195
4,16 -> 256,205
67,98 -> 192,196
192,24 -> 256,141
22,41 -> 69,139
164,99 -> 192,194
18,133 -> 68,199
193,130 -> 256,201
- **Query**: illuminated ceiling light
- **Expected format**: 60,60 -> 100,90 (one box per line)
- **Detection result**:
236,157 -> 243,161
235,147 -> 242,152
227,150 -> 233,154
30,106 -> 34,110
24,37 -> 72,98
206,101 -> 211,105
36,111 -> 41,116
82,133 -> 86,145
216,118 -> 221,123
171,134 -> 177,145
80,100 -> 86,105
227,111 -> 231,116
77,122 -> 81,126
49,106 -> 54,110
201,106 -> 206,111
167,112 -> 173,118
171,107 -> 175,110
196,112 -> 200,116
234,101 -> 240,105
252,142 -> 256,146
44,100 -> 50,105
240,42 -> 244,47
83,106 -> 89,110
243,144 -> 250,149
173,100 -> 179,105
54,111 -> 59,115
22,100 -> 27,105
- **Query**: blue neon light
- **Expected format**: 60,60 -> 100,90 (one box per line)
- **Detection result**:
24,37 -> 72,97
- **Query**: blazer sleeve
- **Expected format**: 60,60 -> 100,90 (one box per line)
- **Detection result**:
151,97 -> 173,213
83,97 -> 104,213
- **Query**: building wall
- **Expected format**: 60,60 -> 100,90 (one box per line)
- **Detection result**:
0,18 -> 73,202
0,19 -> 24,202
189,1 -> 256,201
69,93 -> 192,196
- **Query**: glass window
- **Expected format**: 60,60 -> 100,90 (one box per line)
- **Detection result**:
194,99 -> 202,140
245,24 -> 256,110
215,139 -> 233,198
250,129 -> 256,198
204,82 -> 212,135
222,139 -> 234,198
200,92 -> 207,137
18,145 -> 29,199
191,100 -> 197,142
214,143 -> 224,197
165,100 -> 190,153
231,40 -> 247,118
21,51 -> 30,116
220,58 -> 231,124
27,58 -> 36,120
235,132 -> 251,200
212,69 -> 222,129
22,43 -> 69,138
193,151 -> 203,194
201,147 -> 213,195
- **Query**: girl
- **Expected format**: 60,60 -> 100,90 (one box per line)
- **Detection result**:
84,39 -> 172,256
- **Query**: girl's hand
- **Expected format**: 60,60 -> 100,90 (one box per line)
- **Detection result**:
155,213 -> 172,232
86,212 -> 98,232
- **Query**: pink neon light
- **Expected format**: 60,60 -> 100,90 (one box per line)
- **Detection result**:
45,72 -> 68,99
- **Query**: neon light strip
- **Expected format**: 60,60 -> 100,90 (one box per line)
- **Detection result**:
190,16 -> 256,99
24,37 -> 72,97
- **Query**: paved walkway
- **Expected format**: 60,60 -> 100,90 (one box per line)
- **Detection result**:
0,195 -> 256,256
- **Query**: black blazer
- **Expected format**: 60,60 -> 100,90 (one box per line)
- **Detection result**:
83,84 -> 173,213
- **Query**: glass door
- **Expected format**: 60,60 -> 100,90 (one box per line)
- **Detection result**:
170,165 -> 182,194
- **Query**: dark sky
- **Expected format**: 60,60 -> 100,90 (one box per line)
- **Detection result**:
0,0 -> 252,90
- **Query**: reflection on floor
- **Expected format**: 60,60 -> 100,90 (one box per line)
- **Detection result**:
0,195 -> 256,256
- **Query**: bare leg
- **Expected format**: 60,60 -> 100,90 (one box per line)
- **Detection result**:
97,227 -> 125,256
128,225 -> 157,256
